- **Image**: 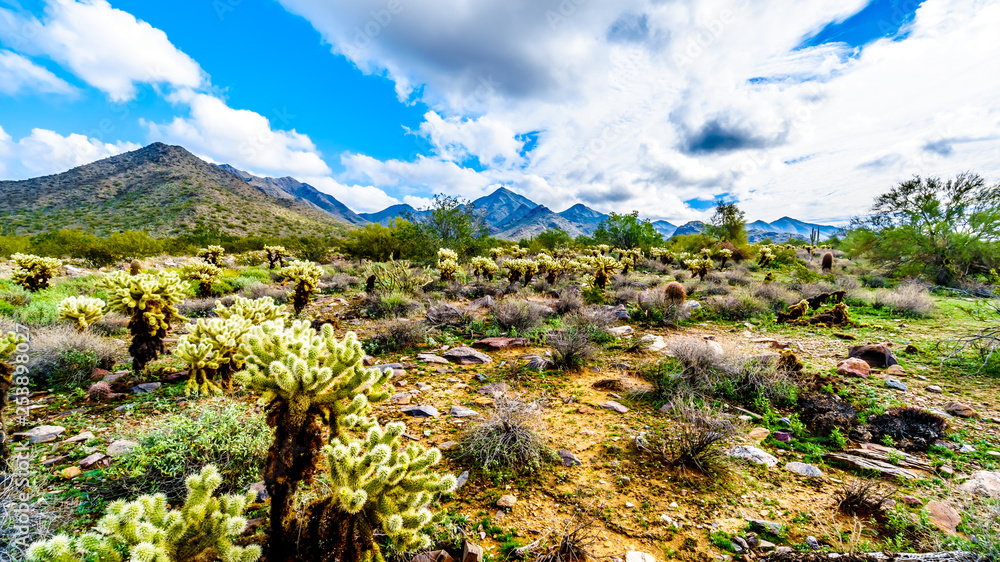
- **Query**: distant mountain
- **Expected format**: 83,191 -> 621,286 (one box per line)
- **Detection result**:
651,220 -> 677,238
494,203 -> 537,230
358,204 -> 430,226
0,143 -> 349,237
472,187 -> 539,230
217,164 -> 366,225
495,205 -> 586,240
557,204 -> 607,236
672,221 -> 707,237
766,217 -> 841,239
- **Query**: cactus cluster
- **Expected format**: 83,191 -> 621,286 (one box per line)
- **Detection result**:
56,296 -> 105,331
469,256 -> 498,280
102,270 -> 187,373
215,295 -> 289,325
757,246 -> 776,267
684,257 -> 712,281
618,248 -> 643,275
504,258 -> 538,286
585,254 -> 620,290
10,253 -> 62,292
174,316 -> 253,396
650,247 -> 675,265
717,248 -> 733,268
278,260 -> 323,315
264,245 -> 288,269
27,465 -> 261,562
183,261 -> 223,298
437,248 -> 460,282
197,245 -> 226,266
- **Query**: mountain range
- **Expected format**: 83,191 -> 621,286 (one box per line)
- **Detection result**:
0,142 -> 841,241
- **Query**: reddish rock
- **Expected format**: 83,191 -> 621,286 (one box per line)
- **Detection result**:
91,368 -> 112,381
473,337 -> 529,350
944,401 -> 978,418
848,343 -> 898,368
925,500 -> 961,534
443,347 -> 492,365
837,358 -> 871,378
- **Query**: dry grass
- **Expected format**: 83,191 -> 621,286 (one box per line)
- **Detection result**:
239,281 -> 289,303
27,324 -> 124,388
458,394 -> 553,474
425,303 -> 472,328
547,328 -> 595,371
366,319 -> 427,354
554,287 -> 583,316
872,283 -> 934,317
0,468 -> 75,562
835,479 -> 896,516
491,297 -> 552,332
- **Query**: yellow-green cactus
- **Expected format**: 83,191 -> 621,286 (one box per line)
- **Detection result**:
27,465 -> 261,562
183,261 -> 223,298
469,256 -> 498,280
586,254 -> 620,290
197,245 -> 226,267
214,295 -> 289,325
650,247 -> 675,264
10,253 -> 62,292
264,245 -> 288,269
174,316 -> 253,395
684,257 -> 712,281
437,248 -> 460,282
278,260 -> 323,315
101,270 -> 187,373
56,296 -> 105,331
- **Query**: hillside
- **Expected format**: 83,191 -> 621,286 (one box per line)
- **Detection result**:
358,204 -> 430,226
0,143 -> 351,237
495,205 -> 586,239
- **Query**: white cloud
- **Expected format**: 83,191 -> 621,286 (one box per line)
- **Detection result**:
299,176 -> 401,213
0,0 -> 204,101
0,126 -> 140,179
0,50 -> 75,96
144,92 -> 332,178
418,111 -> 523,167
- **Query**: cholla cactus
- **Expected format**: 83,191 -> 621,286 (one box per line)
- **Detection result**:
717,248 -> 733,268
10,253 -> 62,292
264,245 -> 288,269
757,245 -> 776,267
102,270 -> 187,373
197,245 -> 226,266
649,247 -> 675,265
469,256 -> 498,280
234,322 -> 393,557
510,247 -> 529,258
278,260 -> 323,315
489,247 -> 506,260
596,244 -> 611,255
1,331 -> 26,470
437,248 -> 460,282
27,465 -> 261,562
183,261 -> 223,298
57,296 -> 105,331
504,258 -> 537,286
619,248 -> 643,275
214,295 -> 289,324
538,255 -> 564,284
684,257 -> 712,281
587,254 -> 620,290
174,316 -> 253,395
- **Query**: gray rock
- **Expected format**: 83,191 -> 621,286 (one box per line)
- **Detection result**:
13,425 -> 66,444
443,347 -> 492,365
497,494 -> 517,508
746,519 -> 783,535
401,405 -> 440,418
558,449 -> 582,467
477,382 -> 508,398
390,392 -> 412,405
468,296 -> 494,309
524,355 -> 555,370
106,439 -> 139,457
455,470 -> 469,491
250,481 -> 268,502
607,325 -> 634,337
416,353 -> 449,364
960,444 -> 976,453
449,406 -> 479,418
886,379 -> 908,391
130,382 -> 161,394
785,462 -> 823,478
728,446 -> 778,467
806,536 -> 820,550
79,452 -> 108,469
599,401 -> 628,414
41,455 -> 68,467
926,385 -> 943,393
961,471 -> 1000,498
61,431 -> 96,445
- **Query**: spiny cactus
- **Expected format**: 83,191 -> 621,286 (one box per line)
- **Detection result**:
437,248 -> 460,282
27,465 -> 261,562
278,260 -> 323,315
10,253 -> 62,292
88,381 -> 111,402
129,260 -> 143,276
234,322 -> 391,555
684,258 -> 712,281
664,281 -> 686,303
587,254 -> 620,290
650,247 -> 675,265
1,331 -> 26,470
504,258 -> 538,286
469,256 -> 498,280
596,244 -> 611,255
57,296 -> 105,331
822,252 -> 834,271
101,270 -> 187,373
489,247 -> 505,260
197,245 -> 226,266
174,316 -> 253,395
183,261 -> 223,298
717,248 -> 733,268
214,295 -> 289,325
757,246 -> 776,268
619,248 -> 643,275
264,245 -> 288,269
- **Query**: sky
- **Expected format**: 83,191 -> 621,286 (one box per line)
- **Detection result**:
0,0 -> 998,225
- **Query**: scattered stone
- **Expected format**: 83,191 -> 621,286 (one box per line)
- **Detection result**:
640,334 -> 667,352
416,382 -> 431,390
92,368 -> 112,380
401,405 -> 440,418
413,551 -> 456,562
837,358 -> 870,378
926,500 -> 962,534
468,296 -> 494,309
901,495 -> 922,506
558,449 -> 582,467
849,343 -> 898,368
961,471 -> 1000,498
806,536 -> 820,550
497,494 -> 517,508
748,427 -> 770,441
390,392 -> 412,405
729,446 -> 778,467
438,441 -> 459,451
473,397 -> 494,406
107,439 -> 139,457
599,401 -> 628,414
944,401 -> 978,418
625,552 -> 655,562
450,406 -> 479,418
607,325 -> 634,337
926,385 -> 943,394
60,466 -> 82,479
785,462 -> 823,478
473,337 -> 529,350
130,382 -> 161,394
14,425 -> 66,444
886,365 -> 906,376
960,444 -> 976,453
443,347 -> 492,365
886,379 -> 908,392
41,455 -> 68,466
746,519 -> 783,535
416,353 -> 449,364
758,540 -> 776,552
524,355 -> 555,370
477,382 -> 508,398
79,453 -> 109,469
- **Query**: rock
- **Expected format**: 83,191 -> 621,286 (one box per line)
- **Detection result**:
772,431 -> 792,443
413,551 -> 456,562
443,347 -> 492,365
706,340 -> 724,356
401,405 -> 440,418
837,358 -> 871,378
416,353 -> 450,364
639,334 -> 667,352
473,337 -> 529,350
746,519 -> 783,535
60,466 -> 82,479
103,372 -> 127,384
886,379 -> 908,391
250,481 -> 268,502
461,541 -> 484,562
848,343 -> 898,368
449,406 -> 479,418
944,401 -> 978,418
473,397 -> 494,406
960,444 -> 976,453
748,428 -> 770,441
524,355 -> 555,370
758,540 -> 776,551
14,425 -> 66,444
41,455 -> 69,466
107,439 -> 139,457
599,401 -> 628,414
455,470 -> 469,490
468,296 -> 494,309
390,392 -> 412,405
79,453 -> 109,469
438,441 -> 459,451
607,325 -> 634,337
477,382 -> 508,398
92,368 -> 112,380
558,449 -> 582,467
926,501 -> 961,534
961,471 -> 1000,497
886,365 -> 906,376
806,536 -> 820,550
497,494 -> 517,508
625,552 -> 655,562
785,462 -> 823,478
900,495 -> 922,506
926,385 -> 943,393
130,382 -> 161,394
729,446 -> 778,467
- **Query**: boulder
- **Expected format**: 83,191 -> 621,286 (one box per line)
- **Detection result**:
449,406 -> 479,418
837,357 -> 871,378
599,401 -> 628,414
848,343 -> 898,367
748,428 -> 771,441
107,439 -> 139,457
785,462 -> 823,478
79,453 -> 109,469
886,379 -> 908,392
416,353 -> 450,364
961,471 -> 1000,498
925,500 -> 961,534
401,405 -> 440,418
497,494 -> 517,508
14,425 -> 66,444
926,385 -> 943,394
558,449 -> 582,467
607,325 -> 634,337
250,481 -> 268,502
413,551 -> 455,562
886,365 -> 906,376
130,382 -> 161,394
443,347 -> 492,365
390,392 -> 412,405
729,446 -> 778,467
473,337 -> 529,350
944,401 -> 978,418
460,541 -> 484,562
477,382 -> 508,398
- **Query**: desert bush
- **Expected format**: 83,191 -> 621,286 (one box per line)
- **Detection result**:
702,288 -> 769,320
633,289 -> 688,326
555,287 -> 583,315
547,328 -> 594,371
703,283 -> 730,296
10,253 -> 62,292
26,325 -> 122,388
752,283 -> 798,310
459,394 -> 553,474
531,511 -> 601,562
239,281 -> 288,303
324,273 -> 359,292
491,297 -> 551,332
91,311 -> 129,336
367,319 -> 427,355
0,462 -> 75,562
365,290 -> 422,319
872,284 -> 934,317
609,286 -> 639,305
835,479 -> 896,516
860,274 -> 889,288
175,296 -> 231,318
640,421 -> 733,476
55,296 -> 104,331
361,259 -> 428,295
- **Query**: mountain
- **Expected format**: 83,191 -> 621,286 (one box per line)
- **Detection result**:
217,164 -> 366,225
558,204 -> 606,235
651,220 -> 677,238
495,205 -> 586,240
471,187 -> 539,230
672,221 -> 707,237
0,143 -> 350,237
358,204 -> 430,226
493,203 -> 537,230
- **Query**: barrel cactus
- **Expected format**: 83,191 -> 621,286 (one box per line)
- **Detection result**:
57,296 -> 105,331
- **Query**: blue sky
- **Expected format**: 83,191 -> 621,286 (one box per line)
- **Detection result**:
1,0 -> 997,224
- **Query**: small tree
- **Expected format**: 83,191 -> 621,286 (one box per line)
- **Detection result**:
402,194 -> 489,260
102,270 -> 187,373
278,260 -> 323,315
56,296 -> 105,331
708,201 -> 748,246
594,212 -> 663,250
10,253 -> 62,292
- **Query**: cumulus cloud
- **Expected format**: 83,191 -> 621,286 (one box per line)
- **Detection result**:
0,50 -> 75,96
0,0 -> 204,101
0,126 -> 140,178
299,175 -> 401,213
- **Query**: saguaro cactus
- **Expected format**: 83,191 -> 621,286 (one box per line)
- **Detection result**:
102,270 -> 186,373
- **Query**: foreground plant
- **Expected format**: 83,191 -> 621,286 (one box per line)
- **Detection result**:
102,270 -> 187,373
174,316 -> 253,395
184,261 -> 224,298
1,331 -> 26,470
27,465 -> 261,562
278,260 -> 323,315
56,296 -> 105,331
198,245 -> 226,266
214,295 -> 289,325
11,253 -> 62,292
